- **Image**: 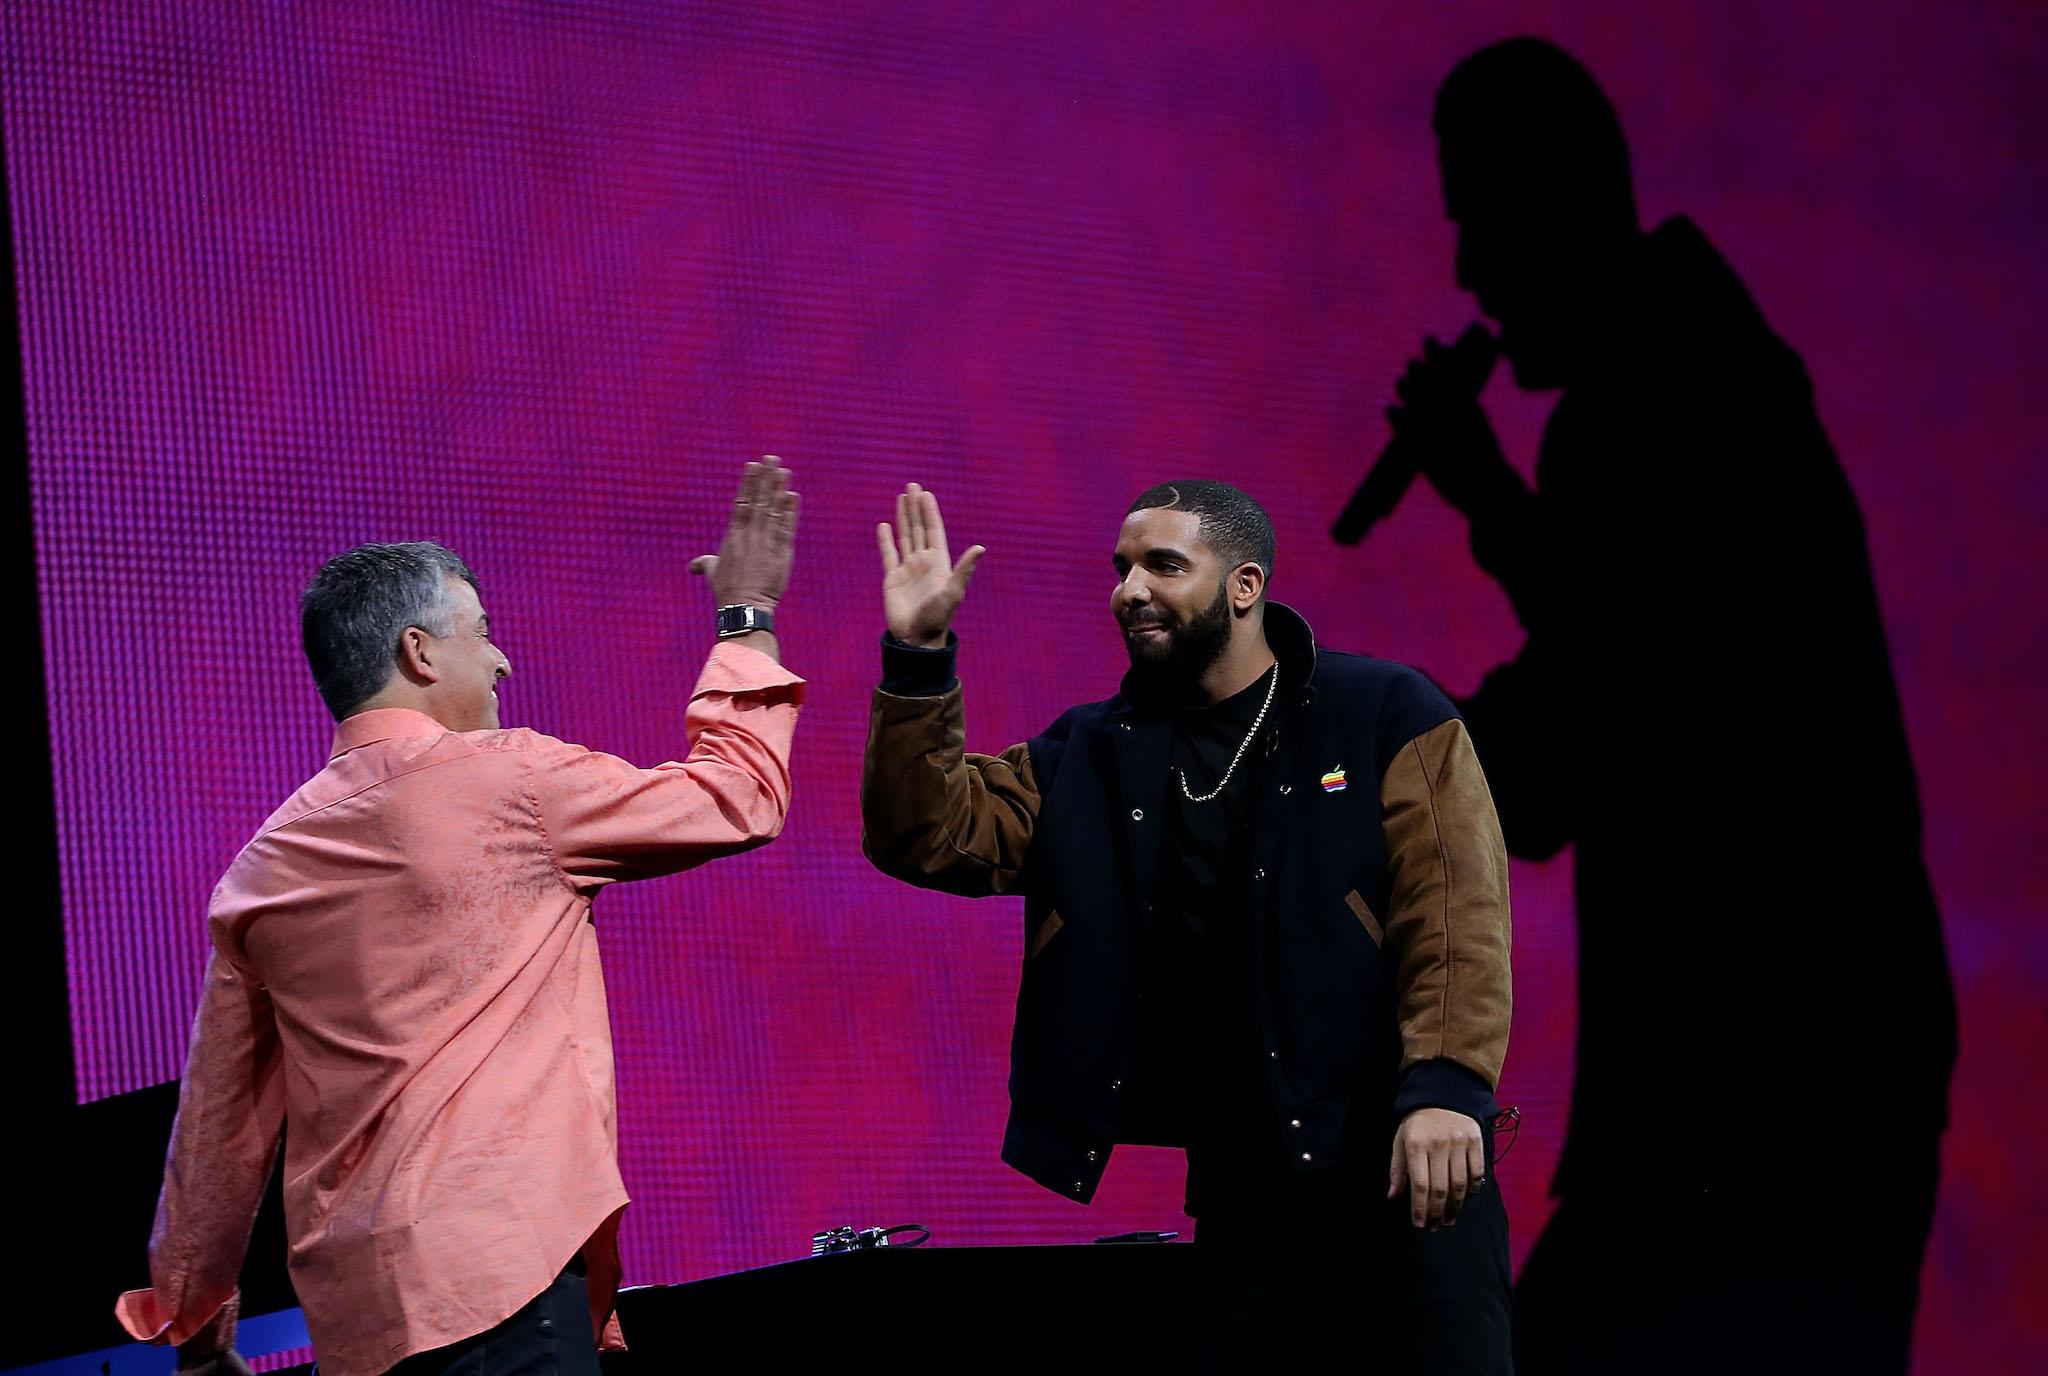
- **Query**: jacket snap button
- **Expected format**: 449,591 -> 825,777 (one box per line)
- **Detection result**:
1073,1180 -> 1085,1192
1301,1152 -> 1313,1163
1087,1150 -> 1099,1162
1131,808 -> 1144,821
1290,1119 -> 1302,1130
1254,868 -> 1266,880
1279,784 -> 1291,795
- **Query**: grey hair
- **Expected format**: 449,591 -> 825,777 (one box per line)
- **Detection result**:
300,541 -> 479,720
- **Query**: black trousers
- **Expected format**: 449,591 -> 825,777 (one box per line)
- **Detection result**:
383,1260 -> 599,1376
1188,1126 -> 1514,1375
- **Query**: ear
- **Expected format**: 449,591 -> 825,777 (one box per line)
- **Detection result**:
1230,561 -> 1266,614
397,625 -> 443,686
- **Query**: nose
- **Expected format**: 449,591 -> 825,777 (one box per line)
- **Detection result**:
495,652 -> 512,682
1113,569 -> 1151,615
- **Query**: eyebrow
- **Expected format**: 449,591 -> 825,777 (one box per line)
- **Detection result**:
1113,546 -> 1191,567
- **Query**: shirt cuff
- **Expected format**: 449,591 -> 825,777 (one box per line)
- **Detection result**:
1393,1057 -> 1500,1130
114,1287 -> 171,1343
114,1286 -> 239,1353
879,631 -> 958,696
696,638 -> 806,698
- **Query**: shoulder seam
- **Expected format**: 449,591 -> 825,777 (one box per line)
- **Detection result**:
254,745 -> 477,841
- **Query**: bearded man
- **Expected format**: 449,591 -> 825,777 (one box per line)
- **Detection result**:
861,480 -> 1514,1369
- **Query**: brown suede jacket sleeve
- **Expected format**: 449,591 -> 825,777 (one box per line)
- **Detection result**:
1380,717 -> 1513,1090
861,682 -> 1040,897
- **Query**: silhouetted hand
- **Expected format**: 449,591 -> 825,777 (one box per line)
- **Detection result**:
877,482 -> 984,649
1390,331 -> 1521,519
1389,1106 -> 1488,1230
689,455 -> 800,613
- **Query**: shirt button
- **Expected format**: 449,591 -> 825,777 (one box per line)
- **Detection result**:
1131,808 -> 1145,821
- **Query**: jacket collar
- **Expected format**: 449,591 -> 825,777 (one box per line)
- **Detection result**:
1261,601 -> 1319,696
329,707 -> 450,760
1115,600 -> 1319,718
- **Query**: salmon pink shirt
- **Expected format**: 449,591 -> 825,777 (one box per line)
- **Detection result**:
116,641 -> 803,1375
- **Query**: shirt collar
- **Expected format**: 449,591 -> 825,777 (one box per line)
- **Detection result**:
330,707 -> 451,760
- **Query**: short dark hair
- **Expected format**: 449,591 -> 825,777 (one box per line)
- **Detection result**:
1125,481 -> 1276,596
301,541 -> 479,720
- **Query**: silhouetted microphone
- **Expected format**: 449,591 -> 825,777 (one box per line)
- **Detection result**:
1332,323 -> 1500,546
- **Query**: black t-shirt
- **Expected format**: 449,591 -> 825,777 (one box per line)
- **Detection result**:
1123,664 -> 1277,1146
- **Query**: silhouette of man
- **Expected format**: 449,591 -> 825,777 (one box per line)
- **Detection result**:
1384,37 -> 1956,1373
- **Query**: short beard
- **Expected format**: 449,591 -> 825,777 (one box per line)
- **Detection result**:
1122,578 -> 1234,701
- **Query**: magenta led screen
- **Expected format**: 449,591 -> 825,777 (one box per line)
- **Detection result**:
6,3 -> 2043,1368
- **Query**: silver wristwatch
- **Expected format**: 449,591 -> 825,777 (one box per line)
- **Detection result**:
716,604 -> 775,638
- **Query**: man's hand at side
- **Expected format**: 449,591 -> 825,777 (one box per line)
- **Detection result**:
1388,1106 -> 1488,1230
173,1294 -> 254,1376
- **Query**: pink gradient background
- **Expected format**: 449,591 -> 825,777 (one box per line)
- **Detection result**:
5,2 -> 2041,1368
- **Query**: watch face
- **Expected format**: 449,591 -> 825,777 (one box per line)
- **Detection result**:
718,605 -> 768,636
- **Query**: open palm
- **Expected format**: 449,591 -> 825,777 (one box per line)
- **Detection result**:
877,482 -> 984,647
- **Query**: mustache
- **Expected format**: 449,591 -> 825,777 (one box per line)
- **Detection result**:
1120,610 -> 1174,631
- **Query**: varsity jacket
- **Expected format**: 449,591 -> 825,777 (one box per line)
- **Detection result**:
860,602 -> 1511,1202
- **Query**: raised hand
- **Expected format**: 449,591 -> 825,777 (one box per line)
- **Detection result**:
690,455 -> 800,612
877,482 -> 984,649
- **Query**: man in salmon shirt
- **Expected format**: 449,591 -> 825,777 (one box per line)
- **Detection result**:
115,457 -> 803,1375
